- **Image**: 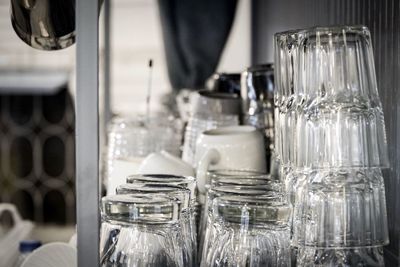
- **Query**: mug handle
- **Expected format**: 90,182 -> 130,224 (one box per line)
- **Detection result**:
196,148 -> 220,195
0,203 -> 22,225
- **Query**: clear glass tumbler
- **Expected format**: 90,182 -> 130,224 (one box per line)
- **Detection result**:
201,195 -> 291,267
293,168 -> 388,248
115,183 -> 194,266
273,25 -> 389,180
125,174 -> 198,266
296,246 -> 384,267
293,26 -> 388,169
200,183 -> 286,265
273,29 -> 304,166
100,194 -> 187,267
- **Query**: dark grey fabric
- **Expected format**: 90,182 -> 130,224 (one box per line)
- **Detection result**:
157,0 -> 238,91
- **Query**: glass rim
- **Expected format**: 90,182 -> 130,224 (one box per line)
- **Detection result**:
294,163 -> 390,171
210,177 -> 279,187
208,169 -> 268,177
214,194 -> 289,206
126,175 -> 197,204
212,195 -> 291,225
103,193 -> 176,205
101,194 -> 180,224
115,183 -> 192,209
126,174 -> 196,184
274,25 -> 369,39
208,185 -> 284,199
116,183 -> 189,193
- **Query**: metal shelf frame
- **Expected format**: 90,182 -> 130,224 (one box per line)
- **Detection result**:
75,0 -> 105,265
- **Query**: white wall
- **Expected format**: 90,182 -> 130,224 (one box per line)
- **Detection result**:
106,0 -> 250,116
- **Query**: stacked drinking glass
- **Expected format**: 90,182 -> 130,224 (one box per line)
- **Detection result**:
274,26 -> 389,266
100,174 -> 197,267
199,170 -> 292,267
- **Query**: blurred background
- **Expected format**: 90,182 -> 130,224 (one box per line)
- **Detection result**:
0,0 -> 250,243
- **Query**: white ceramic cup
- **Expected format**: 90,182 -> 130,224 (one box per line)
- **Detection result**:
195,126 -> 266,194
138,150 -> 195,177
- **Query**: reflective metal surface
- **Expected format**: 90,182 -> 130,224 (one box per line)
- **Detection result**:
206,73 -> 241,95
241,64 -> 274,169
241,64 -> 274,117
10,0 -> 75,50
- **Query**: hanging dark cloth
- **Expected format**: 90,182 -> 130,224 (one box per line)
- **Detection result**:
157,0 -> 238,91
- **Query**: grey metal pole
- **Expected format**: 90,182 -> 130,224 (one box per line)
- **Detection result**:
104,0 -> 112,125
76,0 -> 100,266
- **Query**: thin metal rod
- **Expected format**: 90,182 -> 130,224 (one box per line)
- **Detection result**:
76,0 -> 100,266
104,0 -> 112,125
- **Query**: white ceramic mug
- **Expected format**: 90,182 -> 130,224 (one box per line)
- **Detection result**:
195,126 -> 266,194
138,150 -> 195,177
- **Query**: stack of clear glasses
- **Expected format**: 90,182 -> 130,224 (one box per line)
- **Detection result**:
100,174 -> 197,267
104,115 -> 183,195
100,194 -> 186,267
274,25 -> 389,266
199,170 -> 292,267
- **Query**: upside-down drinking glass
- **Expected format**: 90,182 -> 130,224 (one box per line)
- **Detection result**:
296,246 -> 384,267
292,168 -> 388,248
115,183 -> 194,266
274,29 -> 303,166
293,26 -> 388,169
201,195 -> 291,267
125,174 -> 198,266
100,194 -> 187,267
199,182 -> 286,265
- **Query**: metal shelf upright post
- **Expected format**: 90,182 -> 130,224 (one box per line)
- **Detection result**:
76,0 -> 100,266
